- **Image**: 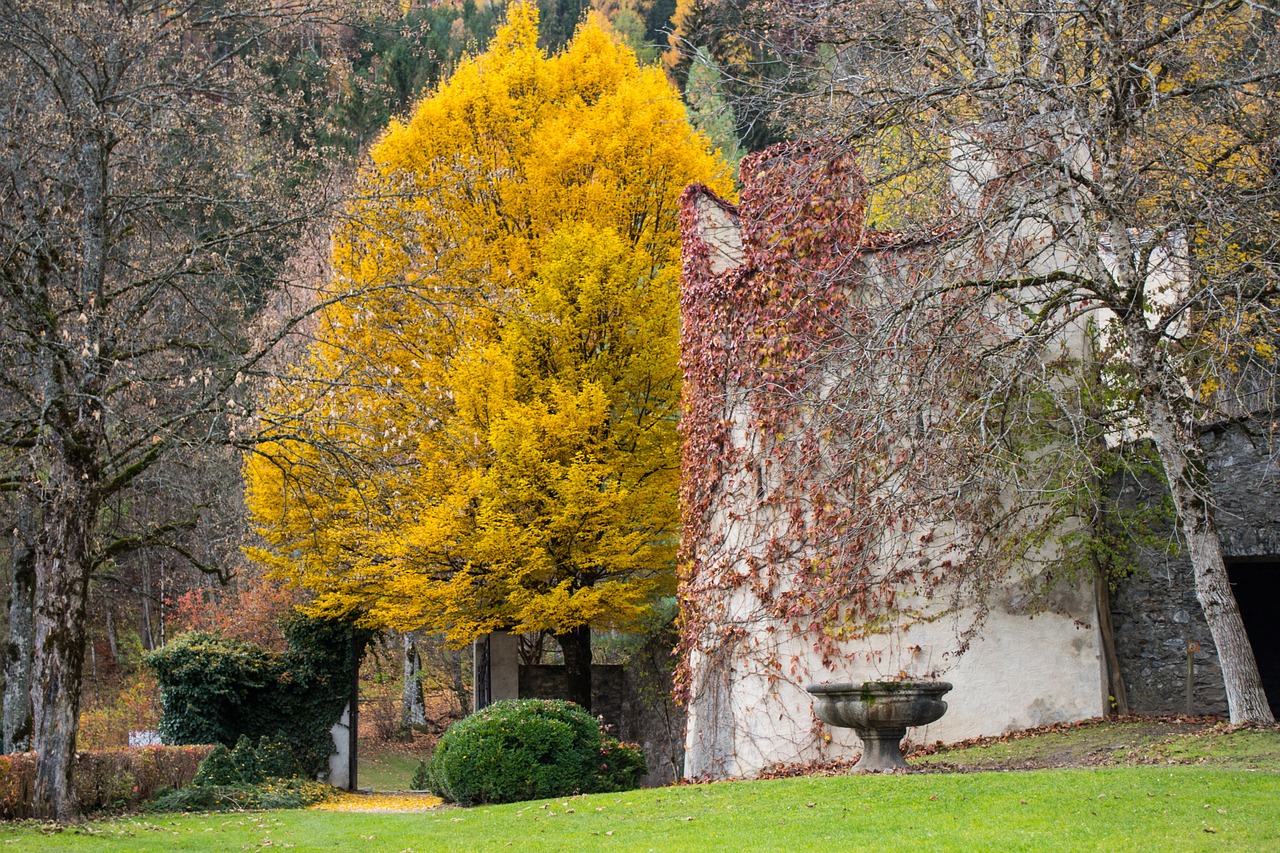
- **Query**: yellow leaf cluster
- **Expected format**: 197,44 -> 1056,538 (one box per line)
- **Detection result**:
246,2 -> 731,644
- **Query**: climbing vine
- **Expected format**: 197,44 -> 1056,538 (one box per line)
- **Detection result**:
676,141 -> 1121,723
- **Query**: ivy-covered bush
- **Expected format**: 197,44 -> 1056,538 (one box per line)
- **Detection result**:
149,735 -> 332,813
424,699 -> 646,806
145,617 -> 369,778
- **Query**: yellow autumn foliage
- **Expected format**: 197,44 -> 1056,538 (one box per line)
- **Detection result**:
245,2 -> 731,645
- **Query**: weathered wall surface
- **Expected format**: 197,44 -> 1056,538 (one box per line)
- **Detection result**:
519,664 -> 625,728
518,632 -> 686,789
682,585 -> 1105,780
1111,422 -> 1280,716
678,144 -> 1111,781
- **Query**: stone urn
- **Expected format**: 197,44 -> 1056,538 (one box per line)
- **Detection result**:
806,681 -> 953,772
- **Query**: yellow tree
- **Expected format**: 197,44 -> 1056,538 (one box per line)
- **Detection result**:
246,2 -> 730,708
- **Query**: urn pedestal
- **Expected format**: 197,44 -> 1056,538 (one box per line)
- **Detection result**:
806,681 -> 953,772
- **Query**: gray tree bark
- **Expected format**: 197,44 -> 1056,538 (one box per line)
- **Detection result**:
3,499 -> 36,754
31,460 -> 101,820
1143,388 -> 1274,724
400,632 -> 426,731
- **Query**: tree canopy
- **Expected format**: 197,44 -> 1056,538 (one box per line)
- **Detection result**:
0,0 -> 367,817
245,2 -> 731,703
687,0 -> 1280,723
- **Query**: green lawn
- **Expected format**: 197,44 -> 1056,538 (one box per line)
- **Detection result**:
2,766 -> 1276,852
357,748 -> 423,791
910,719 -> 1280,772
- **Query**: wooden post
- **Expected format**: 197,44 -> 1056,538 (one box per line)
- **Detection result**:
348,627 -> 359,792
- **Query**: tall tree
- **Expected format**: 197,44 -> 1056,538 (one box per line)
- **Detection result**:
0,0 -> 357,819
710,0 -> 1279,723
245,2 -> 730,710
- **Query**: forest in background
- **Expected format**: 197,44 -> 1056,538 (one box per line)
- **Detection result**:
0,0 -> 757,761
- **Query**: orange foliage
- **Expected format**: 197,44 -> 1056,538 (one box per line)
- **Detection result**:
169,577 -> 303,651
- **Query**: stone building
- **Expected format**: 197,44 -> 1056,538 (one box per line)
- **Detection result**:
676,139 -> 1279,780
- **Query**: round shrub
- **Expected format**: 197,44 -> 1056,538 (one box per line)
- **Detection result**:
429,699 -> 635,806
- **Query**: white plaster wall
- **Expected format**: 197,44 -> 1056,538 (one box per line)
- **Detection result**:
679,140 -> 1139,781
327,704 -> 351,788
684,581 -> 1105,779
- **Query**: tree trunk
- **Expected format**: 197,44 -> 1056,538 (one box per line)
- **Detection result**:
141,565 -> 155,652
31,468 -> 99,821
401,633 -> 426,731
1093,568 -> 1129,716
1144,387 -> 1274,724
3,501 -> 36,754
554,626 -> 592,712
449,645 -> 468,715
104,600 -> 118,666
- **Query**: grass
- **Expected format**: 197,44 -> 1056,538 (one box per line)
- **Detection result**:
357,748 -> 424,791
911,712 -> 1280,768
1,721 -> 1275,851
910,719 -> 1280,772
0,766 -> 1275,851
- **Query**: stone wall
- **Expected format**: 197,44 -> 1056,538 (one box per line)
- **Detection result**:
519,664 -> 625,729
1111,422 -> 1280,716
517,623 -> 685,787
616,624 -> 685,788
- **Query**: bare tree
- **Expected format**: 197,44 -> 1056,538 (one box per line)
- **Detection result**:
701,0 -> 1279,723
0,0 -> 362,819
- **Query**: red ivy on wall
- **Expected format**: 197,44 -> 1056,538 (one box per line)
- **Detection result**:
675,141 -> 1055,702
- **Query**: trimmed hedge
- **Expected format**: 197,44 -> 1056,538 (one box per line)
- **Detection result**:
424,699 -> 646,806
0,745 -> 213,819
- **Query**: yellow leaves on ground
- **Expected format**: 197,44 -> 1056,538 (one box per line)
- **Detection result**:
311,791 -> 443,813
246,2 -> 731,642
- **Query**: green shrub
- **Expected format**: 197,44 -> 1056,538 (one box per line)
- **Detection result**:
411,758 -> 435,792
255,735 -> 302,780
427,699 -> 647,806
192,744 -> 238,787
146,617 -> 370,778
193,735 -> 304,787
154,736 -> 333,813
596,737 -> 647,792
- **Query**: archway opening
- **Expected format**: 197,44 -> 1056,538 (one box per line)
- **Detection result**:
1226,559 -> 1280,717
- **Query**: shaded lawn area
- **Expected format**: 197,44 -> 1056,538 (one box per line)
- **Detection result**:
2,766 -> 1276,852
909,718 -> 1280,772
357,748 -> 423,791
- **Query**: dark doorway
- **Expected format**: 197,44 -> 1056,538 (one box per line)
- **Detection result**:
1226,560 -> 1280,717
